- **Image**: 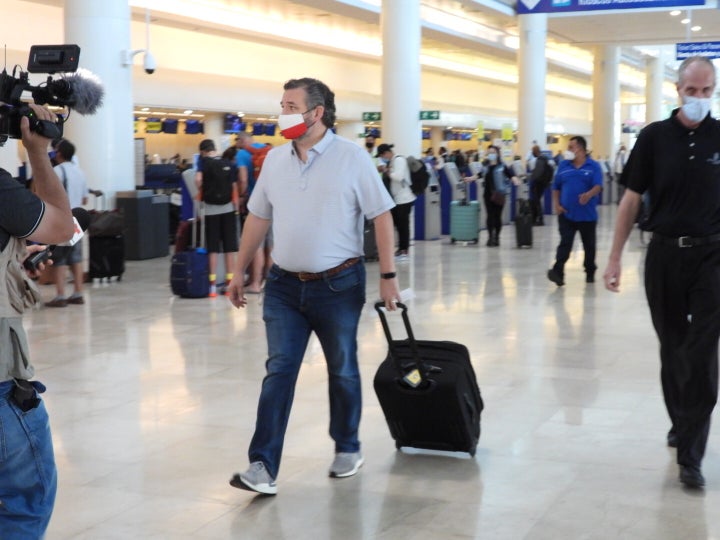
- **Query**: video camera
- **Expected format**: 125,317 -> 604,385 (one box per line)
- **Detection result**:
0,44 -> 104,146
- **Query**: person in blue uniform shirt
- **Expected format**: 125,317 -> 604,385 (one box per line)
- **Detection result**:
547,136 -> 603,286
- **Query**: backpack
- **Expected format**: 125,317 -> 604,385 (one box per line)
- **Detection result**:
537,156 -> 554,188
246,145 -> 271,181
201,156 -> 234,205
406,155 -> 430,196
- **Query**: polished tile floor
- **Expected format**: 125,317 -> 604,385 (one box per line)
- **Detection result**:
29,204 -> 719,539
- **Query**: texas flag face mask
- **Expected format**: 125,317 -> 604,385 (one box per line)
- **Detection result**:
278,113 -> 309,139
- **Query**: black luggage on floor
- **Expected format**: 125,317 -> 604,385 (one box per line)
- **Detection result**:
88,195 -> 125,281
373,302 -> 484,456
515,198 -> 533,248
364,219 -> 378,261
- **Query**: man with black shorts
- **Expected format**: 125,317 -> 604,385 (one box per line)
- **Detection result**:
604,56 -> 720,489
196,139 -> 239,297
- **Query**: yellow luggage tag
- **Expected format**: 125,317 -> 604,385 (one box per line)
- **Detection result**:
403,368 -> 422,388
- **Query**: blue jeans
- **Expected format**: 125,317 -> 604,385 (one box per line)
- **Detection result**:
0,380 -> 57,539
249,262 -> 366,480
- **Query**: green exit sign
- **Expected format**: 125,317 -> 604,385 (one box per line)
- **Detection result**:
420,110 -> 440,121
362,112 -> 382,122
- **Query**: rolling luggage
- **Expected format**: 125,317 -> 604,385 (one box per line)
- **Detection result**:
363,219 -> 378,261
450,200 -> 480,244
373,302 -> 484,456
170,201 -> 209,298
515,198 -> 533,248
88,194 -> 125,281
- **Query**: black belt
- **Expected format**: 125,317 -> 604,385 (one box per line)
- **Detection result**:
651,232 -> 720,248
281,257 -> 361,281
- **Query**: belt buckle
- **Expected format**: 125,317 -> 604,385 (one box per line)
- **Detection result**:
297,272 -> 312,281
678,236 -> 692,248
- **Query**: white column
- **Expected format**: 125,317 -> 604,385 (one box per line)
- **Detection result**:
430,127 -> 444,154
336,122 -> 365,144
517,14 -> 547,157
381,1 -> 421,157
592,45 -> 619,161
645,55 -> 665,124
63,0 -> 135,204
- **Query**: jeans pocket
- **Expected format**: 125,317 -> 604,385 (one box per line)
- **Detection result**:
325,268 -> 362,292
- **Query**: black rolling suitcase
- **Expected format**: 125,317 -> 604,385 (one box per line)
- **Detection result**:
88,194 -> 125,281
515,198 -> 533,248
373,302 -> 484,456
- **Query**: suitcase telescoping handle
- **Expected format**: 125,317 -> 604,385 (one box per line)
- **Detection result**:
374,302 -> 428,386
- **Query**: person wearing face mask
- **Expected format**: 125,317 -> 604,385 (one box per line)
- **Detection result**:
376,144 -> 415,259
547,136 -> 603,286
226,77 -> 400,495
603,56 -> 720,490
482,145 -> 517,246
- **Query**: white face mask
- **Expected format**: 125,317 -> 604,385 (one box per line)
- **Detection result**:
681,95 -> 712,123
487,153 -> 498,163
564,150 -> 576,161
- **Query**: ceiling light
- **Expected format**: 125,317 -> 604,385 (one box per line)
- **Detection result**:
691,25 -> 701,31
141,107 -> 150,111
183,109 -> 193,115
680,18 -> 690,24
670,10 -> 681,16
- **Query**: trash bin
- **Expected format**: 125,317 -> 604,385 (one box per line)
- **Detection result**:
116,190 -> 169,260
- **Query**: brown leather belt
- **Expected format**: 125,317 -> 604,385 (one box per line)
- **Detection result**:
282,257 -> 361,281
651,232 -> 720,248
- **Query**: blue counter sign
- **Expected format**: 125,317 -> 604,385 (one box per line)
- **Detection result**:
676,42 -> 720,60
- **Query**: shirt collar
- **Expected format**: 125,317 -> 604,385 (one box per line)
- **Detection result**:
291,128 -> 334,157
670,107 -> 713,133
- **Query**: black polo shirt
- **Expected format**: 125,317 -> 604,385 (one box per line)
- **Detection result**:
0,169 -> 45,251
622,109 -> 720,237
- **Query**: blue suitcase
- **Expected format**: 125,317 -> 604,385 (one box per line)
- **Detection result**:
170,248 -> 209,298
170,201 -> 209,298
450,200 -> 480,243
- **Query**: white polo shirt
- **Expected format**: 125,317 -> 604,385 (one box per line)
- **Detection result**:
248,130 -> 394,272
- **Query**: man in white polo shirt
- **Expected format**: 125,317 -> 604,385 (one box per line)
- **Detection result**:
227,77 -> 400,495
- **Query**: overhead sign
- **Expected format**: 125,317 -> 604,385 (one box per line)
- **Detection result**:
362,112 -> 381,122
676,41 -> 720,60
517,0 -> 703,15
419,110 -> 440,121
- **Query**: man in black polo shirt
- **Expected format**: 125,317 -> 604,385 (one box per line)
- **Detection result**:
603,56 -> 720,489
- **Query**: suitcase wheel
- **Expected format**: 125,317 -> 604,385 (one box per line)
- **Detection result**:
450,238 -> 456,244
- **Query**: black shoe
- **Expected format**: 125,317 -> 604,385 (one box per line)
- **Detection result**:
679,465 -> 705,488
667,430 -> 678,448
547,268 -> 564,287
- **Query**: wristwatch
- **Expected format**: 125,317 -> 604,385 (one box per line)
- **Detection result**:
380,272 -> 397,279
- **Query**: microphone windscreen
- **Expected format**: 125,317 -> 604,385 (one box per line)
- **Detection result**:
72,207 -> 91,231
62,68 -> 104,115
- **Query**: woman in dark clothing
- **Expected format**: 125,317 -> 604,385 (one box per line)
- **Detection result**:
482,145 -> 517,247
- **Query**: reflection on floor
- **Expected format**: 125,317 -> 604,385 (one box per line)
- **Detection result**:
32,204 -> 718,539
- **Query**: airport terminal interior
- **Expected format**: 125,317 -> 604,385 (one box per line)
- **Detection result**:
4,0 -> 720,538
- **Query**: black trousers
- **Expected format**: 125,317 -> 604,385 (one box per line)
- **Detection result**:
483,195 -> 504,239
645,241 -> 720,468
551,214 -> 597,276
391,201 -> 413,251
530,181 -> 546,224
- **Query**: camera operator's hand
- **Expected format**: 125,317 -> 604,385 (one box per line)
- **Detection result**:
22,104 -> 74,245
20,104 -> 58,151
22,244 -> 53,279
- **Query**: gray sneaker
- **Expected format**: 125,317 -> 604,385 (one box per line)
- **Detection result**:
329,452 -> 364,478
229,461 -> 277,495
